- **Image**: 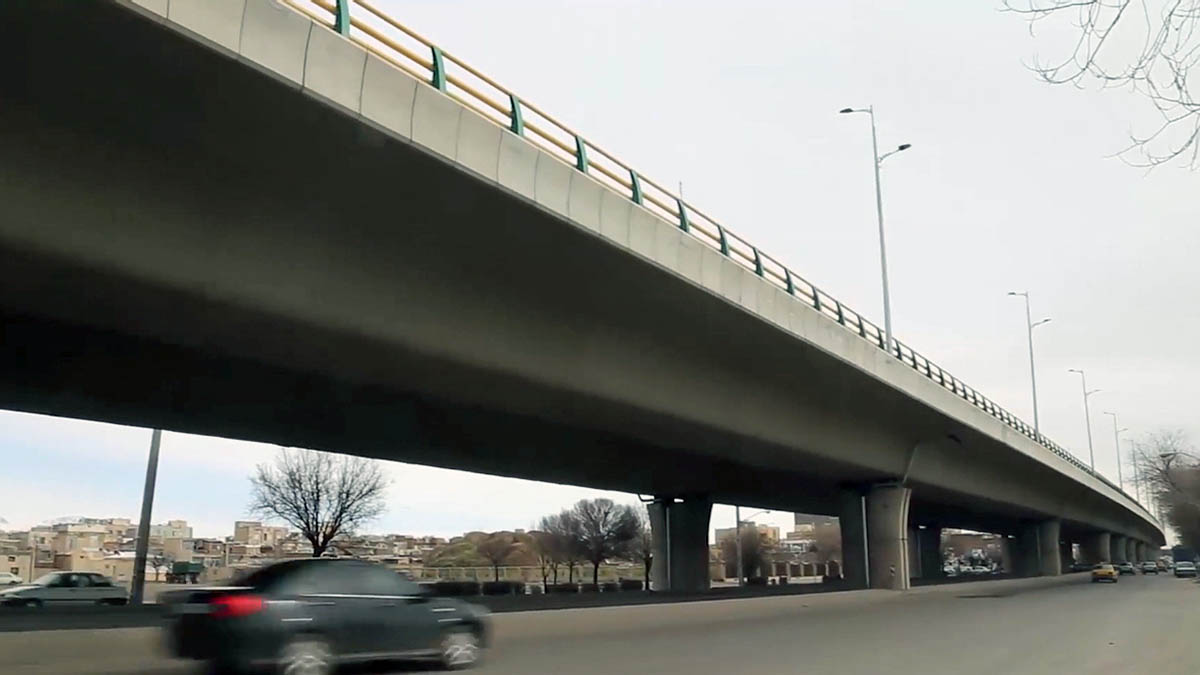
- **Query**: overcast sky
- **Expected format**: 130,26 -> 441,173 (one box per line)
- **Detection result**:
2,1 -> 1196,541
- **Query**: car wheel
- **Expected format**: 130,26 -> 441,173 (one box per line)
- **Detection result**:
278,636 -> 333,675
439,627 -> 482,670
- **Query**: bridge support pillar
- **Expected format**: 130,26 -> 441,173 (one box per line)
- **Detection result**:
1136,541 -> 1147,562
1111,535 -> 1128,564
1037,519 -> 1062,576
1082,532 -> 1110,564
838,489 -> 869,589
866,484 -> 911,590
1013,525 -> 1041,577
916,526 -> 943,579
648,495 -> 712,592
1000,537 -> 1016,575
1125,538 -> 1136,563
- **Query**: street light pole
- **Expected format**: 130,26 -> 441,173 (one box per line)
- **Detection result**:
1067,369 -> 1099,471
840,106 -> 910,356
131,429 -> 162,606
1103,411 -> 1127,490
1007,292 -> 1050,439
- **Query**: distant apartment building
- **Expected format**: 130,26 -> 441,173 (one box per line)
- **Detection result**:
150,519 -> 193,540
714,522 -> 781,545
4,550 -> 33,582
233,521 -> 289,549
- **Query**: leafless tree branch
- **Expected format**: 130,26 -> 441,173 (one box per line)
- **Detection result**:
1004,0 -> 1200,167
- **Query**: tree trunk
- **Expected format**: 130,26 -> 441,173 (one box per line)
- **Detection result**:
568,562 -> 575,583
493,565 -> 500,582
644,555 -> 651,590
592,561 -> 600,587
552,564 -> 558,585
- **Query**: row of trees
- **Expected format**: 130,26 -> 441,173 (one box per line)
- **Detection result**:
1129,430 -> 1200,552
247,450 -> 655,586
426,499 -> 652,588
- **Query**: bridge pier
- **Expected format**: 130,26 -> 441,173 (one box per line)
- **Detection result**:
838,490 -> 869,589
1013,526 -> 1039,576
1037,519 -> 1062,576
916,525 -> 943,580
1111,535 -> 1128,564
1136,541 -> 1147,563
1082,532 -> 1110,564
1125,538 -> 1136,563
866,484 -> 911,590
648,496 -> 712,592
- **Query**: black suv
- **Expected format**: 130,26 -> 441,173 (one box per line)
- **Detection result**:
165,559 -> 488,673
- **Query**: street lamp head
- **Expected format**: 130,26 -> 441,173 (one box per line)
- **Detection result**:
1007,291 -> 1025,297
1032,318 -> 1051,328
897,143 -> 912,151
839,108 -> 855,114
1068,368 -> 1082,374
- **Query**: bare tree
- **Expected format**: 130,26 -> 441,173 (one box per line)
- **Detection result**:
249,448 -> 388,558
476,532 -> 519,582
1130,430 -> 1200,549
569,499 -> 640,587
541,511 -> 584,583
529,529 -> 559,588
718,527 -> 771,580
631,506 -> 654,590
1004,0 -> 1200,167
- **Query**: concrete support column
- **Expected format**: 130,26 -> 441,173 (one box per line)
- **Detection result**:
917,526 -> 943,579
1111,535 -> 1128,564
1000,537 -> 1016,575
1037,519 -> 1062,576
1125,538 -> 1136,563
866,484 -> 911,590
648,495 -> 712,592
838,489 -> 869,589
1060,540 -> 1073,570
1014,526 -> 1041,577
1136,542 -> 1147,563
907,526 -> 920,578
1082,532 -> 1110,564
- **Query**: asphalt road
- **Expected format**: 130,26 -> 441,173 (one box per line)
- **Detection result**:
2,573 -> 1196,674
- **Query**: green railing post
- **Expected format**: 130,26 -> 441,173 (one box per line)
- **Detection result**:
334,0 -> 350,36
676,199 -> 690,232
752,248 -> 764,276
630,171 -> 643,205
716,226 -> 729,255
508,94 -> 524,135
430,46 -> 446,91
783,269 -> 795,295
574,136 -> 589,172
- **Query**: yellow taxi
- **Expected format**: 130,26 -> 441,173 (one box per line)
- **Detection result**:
1091,563 -> 1119,583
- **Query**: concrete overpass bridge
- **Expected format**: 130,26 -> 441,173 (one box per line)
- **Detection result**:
0,0 -> 1162,590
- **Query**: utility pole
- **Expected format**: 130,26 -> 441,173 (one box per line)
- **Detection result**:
130,429 -> 162,606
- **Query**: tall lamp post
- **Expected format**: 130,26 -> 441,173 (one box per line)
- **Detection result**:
839,106 -> 910,356
1102,412 -> 1127,490
1067,369 -> 1100,471
734,507 -> 770,587
1007,292 -> 1050,439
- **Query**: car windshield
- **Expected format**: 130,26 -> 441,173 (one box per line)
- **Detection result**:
30,573 -> 61,586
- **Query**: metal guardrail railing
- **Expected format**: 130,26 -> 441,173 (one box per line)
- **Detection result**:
280,0 -> 1155,525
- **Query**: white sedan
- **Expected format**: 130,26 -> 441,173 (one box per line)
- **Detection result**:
0,571 -> 128,607
0,572 -> 22,585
